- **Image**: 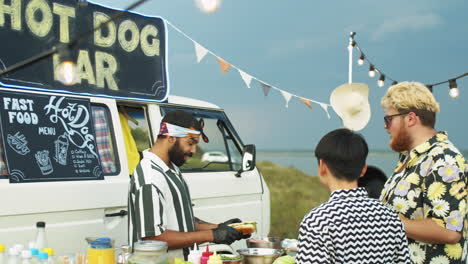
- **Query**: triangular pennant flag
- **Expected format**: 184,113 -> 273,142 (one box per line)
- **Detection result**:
261,82 -> 271,96
194,42 -> 208,63
216,57 -> 231,75
299,97 -> 313,110
280,90 -> 292,108
319,103 -> 331,119
238,70 -> 253,88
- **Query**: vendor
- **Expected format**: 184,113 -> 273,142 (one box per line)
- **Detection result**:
128,110 -> 248,260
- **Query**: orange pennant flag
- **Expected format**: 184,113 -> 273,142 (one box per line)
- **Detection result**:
217,57 -> 231,75
299,97 -> 313,110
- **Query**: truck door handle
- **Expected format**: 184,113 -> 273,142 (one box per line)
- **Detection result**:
105,210 -> 128,217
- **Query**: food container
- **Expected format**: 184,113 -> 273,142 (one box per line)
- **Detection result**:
219,254 -> 243,264
237,248 -> 283,264
246,238 -> 283,249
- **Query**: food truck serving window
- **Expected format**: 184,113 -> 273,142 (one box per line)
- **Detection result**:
0,91 -> 119,181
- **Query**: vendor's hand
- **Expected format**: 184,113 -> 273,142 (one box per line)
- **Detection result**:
212,225 -> 243,245
218,218 -> 242,228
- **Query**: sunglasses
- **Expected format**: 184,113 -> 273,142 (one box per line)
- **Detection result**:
384,112 -> 409,126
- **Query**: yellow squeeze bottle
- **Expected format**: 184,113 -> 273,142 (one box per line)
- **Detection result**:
207,251 -> 222,264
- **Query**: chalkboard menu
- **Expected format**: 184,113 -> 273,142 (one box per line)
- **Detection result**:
0,90 -> 103,183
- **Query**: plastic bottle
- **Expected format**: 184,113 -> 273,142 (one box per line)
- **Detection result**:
200,246 -> 212,264
7,248 -> 19,264
187,244 -> 201,264
117,245 -> 132,264
37,253 -> 48,264
35,222 -> 47,251
20,250 -> 32,264
0,244 -> 6,264
41,249 -> 54,264
207,251 -> 221,264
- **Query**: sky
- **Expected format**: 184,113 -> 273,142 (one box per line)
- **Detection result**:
96,0 -> 468,151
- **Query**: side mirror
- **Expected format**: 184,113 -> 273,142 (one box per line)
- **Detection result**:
236,144 -> 256,177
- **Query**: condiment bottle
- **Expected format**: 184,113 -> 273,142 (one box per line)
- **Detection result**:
207,251 -> 221,264
35,222 -> 47,251
200,246 -> 212,264
42,249 -> 54,264
187,244 -> 201,264
0,244 -> 6,264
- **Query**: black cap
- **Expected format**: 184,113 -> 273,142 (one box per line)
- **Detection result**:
36,221 -> 46,228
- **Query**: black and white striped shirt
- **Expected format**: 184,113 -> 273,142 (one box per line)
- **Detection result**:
128,150 -> 195,259
297,188 -> 411,264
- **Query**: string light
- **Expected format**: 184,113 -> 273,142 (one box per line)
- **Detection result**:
357,53 -> 365,65
449,79 -> 459,98
378,74 -> 385,87
55,45 -> 78,86
349,34 -> 467,98
368,65 -> 376,78
195,0 -> 221,13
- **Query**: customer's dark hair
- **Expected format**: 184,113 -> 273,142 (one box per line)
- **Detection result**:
315,128 -> 368,181
157,110 -> 201,139
358,165 -> 387,199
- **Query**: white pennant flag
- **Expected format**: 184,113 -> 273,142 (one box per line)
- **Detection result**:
194,42 -> 208,63
319,103 -> 331,119
280,90 -> 292,108
238,70 -> 253,88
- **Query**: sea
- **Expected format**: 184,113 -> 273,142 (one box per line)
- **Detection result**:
257,150 -> 468,178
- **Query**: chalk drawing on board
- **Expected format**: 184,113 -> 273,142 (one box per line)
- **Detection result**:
7,132 -> 30,155
10,169 -> 25,182
35,150 -> 53,175
93,165 -> 103,178
54,133 -> 69,165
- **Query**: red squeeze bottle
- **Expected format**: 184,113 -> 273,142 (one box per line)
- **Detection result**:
200,245 -> 213,264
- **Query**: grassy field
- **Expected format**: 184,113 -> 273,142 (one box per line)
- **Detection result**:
256,161 -> 329,239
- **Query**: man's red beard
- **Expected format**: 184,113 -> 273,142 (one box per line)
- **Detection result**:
390,125 -> 413,152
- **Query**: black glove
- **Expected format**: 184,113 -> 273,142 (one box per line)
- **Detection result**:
218,218 -> 242,228
212,225 -> 243,245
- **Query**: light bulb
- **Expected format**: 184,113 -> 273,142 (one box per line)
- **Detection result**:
195,0 -> 221,13
368,65 -> 376,78
56,61 -> 78,86
357,54 -> 365,65
377,74 -> 385,87
449,88 -> 459,98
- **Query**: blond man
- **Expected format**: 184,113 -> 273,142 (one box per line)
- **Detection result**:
380,81 -> 467,264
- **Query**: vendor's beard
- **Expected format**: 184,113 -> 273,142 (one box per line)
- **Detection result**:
169,140 -> 192,167
390,125 -> 412,152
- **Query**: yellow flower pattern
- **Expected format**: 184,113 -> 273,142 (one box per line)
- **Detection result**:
444,244 -> 462,260
381,132 -> 467,264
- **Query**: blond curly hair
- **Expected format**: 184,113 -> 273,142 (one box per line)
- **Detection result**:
381,81 -> 440,112
381,81 -> 440,127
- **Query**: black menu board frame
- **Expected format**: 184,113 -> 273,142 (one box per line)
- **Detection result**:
0,90 -> 104,183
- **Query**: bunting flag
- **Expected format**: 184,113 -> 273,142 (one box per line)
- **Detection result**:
217,57 -> 231,75
261,82 -> 271,96
194,42 -> 208,63
238,69 -> 253,88
280,90 -> 292,108
319,103 -> 331,119
166,20 -> 333,119
299,97 -> 313,110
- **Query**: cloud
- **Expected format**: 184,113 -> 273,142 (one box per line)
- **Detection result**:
371,13 -> 443,40
266,35 -> 337,58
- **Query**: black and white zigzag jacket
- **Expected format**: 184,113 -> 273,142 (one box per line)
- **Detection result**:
297,187 -> 411,264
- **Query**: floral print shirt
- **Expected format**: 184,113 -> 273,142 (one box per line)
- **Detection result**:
380,131 -> 467,264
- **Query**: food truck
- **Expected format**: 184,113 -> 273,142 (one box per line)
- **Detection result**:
0,0 -> 270,254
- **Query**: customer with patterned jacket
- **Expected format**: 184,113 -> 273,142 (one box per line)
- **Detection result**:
297,128 -> 411,264
380,81 -> 467,264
